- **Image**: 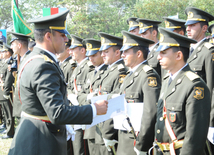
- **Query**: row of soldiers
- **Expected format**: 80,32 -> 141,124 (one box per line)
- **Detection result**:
1,6 -> 214,155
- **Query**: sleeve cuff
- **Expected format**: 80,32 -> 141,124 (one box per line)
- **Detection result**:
90,104 -> 97,118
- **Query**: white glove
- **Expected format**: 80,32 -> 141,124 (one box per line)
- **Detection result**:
67,94 -> 79,105
3,95 -> 9,99
103,138 -> 118,151
66,125 -> 76,141
208,127 -> 214,144
87,92 -> 97,100
134,147 -> 147,155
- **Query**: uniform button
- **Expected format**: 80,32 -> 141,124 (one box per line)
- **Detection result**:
172,107 -> 175,110
104,88 -> 106,90
177,79 -> 181,83
130,80 -> 133,83
194,55 -> 196,58
159,117 -> 163,121
157,129 -> 160,134
172,88 -> 175,92
193,68 -> 196,71
135,72 -> 138,76
57,129 -> 60,132
130,95 -> 133,98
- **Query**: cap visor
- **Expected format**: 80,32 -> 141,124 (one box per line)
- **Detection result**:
128,26 -> 138,32
55,29 -> 70,35
185,20 -> 199,26
86,50 -> 99,56
69,45 -> 78,49
156,45 -> 171,52
99,45 -> 112,51
120,45 -> 133,51
139,28 -> 149,34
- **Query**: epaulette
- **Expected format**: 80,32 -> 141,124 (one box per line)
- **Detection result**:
142,65 -> 153,74
42,55 -> 54,63
69,59 -> 76,65
204,42 -> 214,50
185,71 -> 200,82
87,61 -> 94,67
118,64 -> 125,71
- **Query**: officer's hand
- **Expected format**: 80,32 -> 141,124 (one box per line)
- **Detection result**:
94,100 -> 108,115
103,138 -> 118,151
3,95 -> 9,100
134,147 -> 147,155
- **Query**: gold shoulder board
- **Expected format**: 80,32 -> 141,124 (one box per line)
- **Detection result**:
185,71 -> 200,81
205,42 -> 214,49
142,65 -> 152,73
42,55 -> 54,63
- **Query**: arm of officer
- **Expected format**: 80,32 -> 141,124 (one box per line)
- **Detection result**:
180,82 -> 211,155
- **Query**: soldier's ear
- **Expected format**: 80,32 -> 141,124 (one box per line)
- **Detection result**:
176,50 -> 183,61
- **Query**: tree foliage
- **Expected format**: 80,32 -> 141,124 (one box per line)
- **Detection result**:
0,0 -> 214,39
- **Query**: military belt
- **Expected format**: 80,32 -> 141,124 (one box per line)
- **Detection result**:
156,140 -> 183,151
22,111 -> 51,123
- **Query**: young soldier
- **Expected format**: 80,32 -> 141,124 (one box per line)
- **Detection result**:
8,10 -> 108,155
127,17 -> 140,36
154,27 -> 210,155
0,44 -> 14,139
137,19 -> 162,77
184,7 -> 214,153
116,31 -> 161,155
163,17 -> 186,35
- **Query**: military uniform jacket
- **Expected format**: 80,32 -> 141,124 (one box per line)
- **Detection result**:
9,47 -> 93,155
0,58 -> 14,101
155,65 -> 210,155
117,62 -> 161,154
147,43 -> 162,78
60,56 -> 76,84
187,39 -> 214,127
68,58 -> 94,94
95,59 -> 128,144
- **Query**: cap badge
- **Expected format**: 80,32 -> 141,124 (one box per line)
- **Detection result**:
188,11 -> 194,19
101,37 -> 105,45
123,36 -> 127,44
86,43 -> 92,50
159,33 -> 164,43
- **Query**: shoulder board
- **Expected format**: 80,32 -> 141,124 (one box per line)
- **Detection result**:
87,61 -> 94,67
42,55 -> 54,63
118,64 -> 125,71
185,71 -> 200,82
204,42 -> 214,50
69,59 -> 76,65
142,65 -> 153,73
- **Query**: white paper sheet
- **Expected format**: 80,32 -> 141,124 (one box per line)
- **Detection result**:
113,102 -> 144,132
85,94 -> 126,129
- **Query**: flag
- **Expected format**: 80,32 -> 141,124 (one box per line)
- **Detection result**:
12,0 -> 33,35
43,8 -> 67,17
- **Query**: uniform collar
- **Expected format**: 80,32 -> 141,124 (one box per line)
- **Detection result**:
78,57 -> 88,66
170,63 -> 188,80
109,58 -> 123,68
130,60 -> 147,73
35,46 -> 58,62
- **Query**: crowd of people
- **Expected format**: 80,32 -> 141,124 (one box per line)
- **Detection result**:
0,6 -> 214,155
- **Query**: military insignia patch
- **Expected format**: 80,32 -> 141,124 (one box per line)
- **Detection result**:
101,37 -> 105,45
129,21 -> 133,27
188,11 -> 194,19
194,87 -> 204,100
86,43 -> 92,50
159,33 -> 164,43
139,22 -> 144,28
148,77 -> 157,87
119,74 -> 126,83
128,100 -> 134,103
169,112 -> 176,122
123,36 -> 127,44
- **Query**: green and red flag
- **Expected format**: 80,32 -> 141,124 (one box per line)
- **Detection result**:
43,8 -> 67,17
11,0 -> 33,35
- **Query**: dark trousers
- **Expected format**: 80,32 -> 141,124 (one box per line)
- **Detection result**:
0,99 -> 14,136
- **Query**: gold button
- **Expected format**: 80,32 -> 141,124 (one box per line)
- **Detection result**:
193,68 -> 196,70
57,129 -> 60,132
159,117 -> 163,121
157,129 -> 160,134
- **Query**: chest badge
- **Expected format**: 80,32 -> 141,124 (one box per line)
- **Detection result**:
169,112 -> 176,122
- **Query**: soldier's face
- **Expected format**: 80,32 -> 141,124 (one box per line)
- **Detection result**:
157,48 -> 177,72
10,40 -> 20,55
70,47 -> 81,61
89,52 -> 103,67
101,47 -> 117,65
51,31 -> 68,54
130,28 -> 140,36
140,29 -> 153,40
122,48 -> 138,69
186,22 -> 207,41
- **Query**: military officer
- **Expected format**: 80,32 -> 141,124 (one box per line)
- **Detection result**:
184,7 -> 214,153
68,35 -> 95,155
8,10 -> 108,155
208,24 -> 214,44
137,19 -> 162,77
56,39 -> 77,84
115,31 -> 161,155
10,32 -> 31,126
127,17 -> 140,36
154,27 -> 210,155
96,32 -> 128,155
0,44 -> 15,139
163,17 -> 186,35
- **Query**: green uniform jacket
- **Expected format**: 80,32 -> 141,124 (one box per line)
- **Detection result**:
187,39 -> 214,127
155,65 -> 210,155
8,47 -> 93,155
95,59 -> 128,144
147,43 -> 162,78
60,56 -> 77,84
117,62 -> 161,155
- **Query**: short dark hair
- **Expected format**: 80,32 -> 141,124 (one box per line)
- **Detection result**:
149,25 -> 159,36
200,21 -> 209,27
172,46 -> 189,62
17,39 -> 29,48
113,45 -> 122,55
174,26 -> 186,35
34,29 -> 55,43
132,46 -> 149,60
